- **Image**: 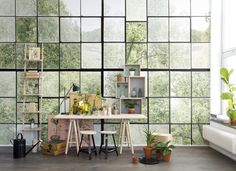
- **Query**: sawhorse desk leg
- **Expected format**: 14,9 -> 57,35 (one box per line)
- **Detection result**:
119,120 -> 134,154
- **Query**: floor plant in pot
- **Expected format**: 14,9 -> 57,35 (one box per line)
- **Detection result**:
220,67 -> 236,125
155,141 -> 175,162
143,128 -> 155,160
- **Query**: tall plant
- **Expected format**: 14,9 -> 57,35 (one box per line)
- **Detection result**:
220,67 -> 236,124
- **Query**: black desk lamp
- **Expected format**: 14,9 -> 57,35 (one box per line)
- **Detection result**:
60,83 -> 80,114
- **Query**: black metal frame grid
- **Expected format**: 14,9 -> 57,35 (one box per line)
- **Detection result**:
0,0 -> 210,145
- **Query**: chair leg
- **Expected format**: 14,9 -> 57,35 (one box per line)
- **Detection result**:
105,134 -> 108,159
92,135 -> 97,156
78,134 -> 84,156
88,135 -> 92,160
112,134 -> 118,156
99,140 -> 103,155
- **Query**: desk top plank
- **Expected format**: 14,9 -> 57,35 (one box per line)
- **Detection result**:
54,114 -> 147,120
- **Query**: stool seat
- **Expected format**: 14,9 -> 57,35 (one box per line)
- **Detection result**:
80,130 -> 96,135
100,131 -> 116,134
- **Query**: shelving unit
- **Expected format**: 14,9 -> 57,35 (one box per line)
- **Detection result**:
116,65 -> 145,114
21,44 -> 44,141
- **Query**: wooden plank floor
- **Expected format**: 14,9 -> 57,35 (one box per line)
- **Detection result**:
0,146 -> 235,171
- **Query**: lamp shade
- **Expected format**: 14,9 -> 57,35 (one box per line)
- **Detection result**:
72,83 -> 80,92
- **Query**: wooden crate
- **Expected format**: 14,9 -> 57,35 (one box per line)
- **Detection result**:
41,140 -> 66,156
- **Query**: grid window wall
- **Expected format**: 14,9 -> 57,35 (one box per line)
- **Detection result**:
0,0 -> 210,145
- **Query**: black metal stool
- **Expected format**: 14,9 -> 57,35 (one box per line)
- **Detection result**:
78,130 -> 97,160
99,131 -> 118,159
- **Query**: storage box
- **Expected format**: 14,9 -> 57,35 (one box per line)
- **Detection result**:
41,140 -> 66,156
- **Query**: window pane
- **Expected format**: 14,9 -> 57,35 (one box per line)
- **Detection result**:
171,98 -> 191,123
149,98 -> 169,123
81,72 -> 101,94
0,124 -> 15,145
171,72 -> 191,97
192,98 -> 210,123
43,72 -> 59,97
130,124 -> 146,144
191,0 -> 210,16
0,72 -> 16,97
148,43 -> 169,69
0,98 -> 15,123
38,0 -> 58,16
60,72 -> 80,96
104,43 -> 125,68
171,124 -> 191,145
104,18 -> 124,42
0,17 -> 15,42
60,18 -> 80,42
60,43 -> 80,69
150,124 -> 169,134
126,0 -> 146,21
148,0 -> 168,16
104,71 -> 119,97
81,18 -> 101,42
0,0 -> 14,16
126,43 -> 147,68
0,43 -> 15,69
81,0 -> 101,16
148,18 -> 168,42
16,0 -> 36,16
192,17 -> 210,42
149,71 -> 169,97
41,99 -> 58,123
81,43 -> 101,68
170,18 -> 190,42
192,124 -> 207,145
38,17 -> 59,42
192,43 -> 210,68
126,22 -> 146,42
104,0 -> 125,16
60,0 -> 80,16
192,72 -> 210,97
170,43 -> 190,69
169,0 -> 190,16
43,44 -> 59,69
16,17 -> 37,42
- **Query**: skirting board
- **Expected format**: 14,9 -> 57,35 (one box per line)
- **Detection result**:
210,142 -> 236,161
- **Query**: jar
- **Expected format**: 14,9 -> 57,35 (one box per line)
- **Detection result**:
131,88 -> 137,97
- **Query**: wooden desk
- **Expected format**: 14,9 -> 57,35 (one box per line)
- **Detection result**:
54,114 -> 146,154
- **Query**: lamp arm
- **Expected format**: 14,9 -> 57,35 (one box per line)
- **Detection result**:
59,84 -> 74,113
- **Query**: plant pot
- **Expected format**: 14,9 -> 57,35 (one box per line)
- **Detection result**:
162,150 -> 172,162
156,151 -> 162,160
143,147 -> 153,160
129,71 -> 135,76
230,118 -> 236,126
132,155 -> 139,164
128,108 -> 135,114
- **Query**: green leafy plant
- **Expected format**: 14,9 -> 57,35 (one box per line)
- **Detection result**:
28,118 -> 35,123
144,128 -> 155,147
129,68 -> 136,71
220,67 -> 236,123
155,141 -> 175,156
125,100 -> 138,108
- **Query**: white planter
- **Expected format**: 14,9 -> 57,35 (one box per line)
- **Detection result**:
129,71 -> 135,76
30,122 -> 34,129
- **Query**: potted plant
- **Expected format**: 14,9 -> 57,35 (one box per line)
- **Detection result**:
143,128 -> 155,160
155,141 -> 175,161
129,68 -> 136,76
29,118 -> 35,128
117,73 -> 125,82
125,100 -> 138,114
220,67 -> 236,125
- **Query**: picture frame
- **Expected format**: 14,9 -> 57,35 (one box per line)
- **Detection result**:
29,47 -> 41,60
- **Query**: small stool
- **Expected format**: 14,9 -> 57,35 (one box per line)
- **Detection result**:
99,131 -> 118,159
78,130 -> 97,160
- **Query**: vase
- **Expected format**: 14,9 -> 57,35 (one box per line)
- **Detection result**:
131,88 -> 137,97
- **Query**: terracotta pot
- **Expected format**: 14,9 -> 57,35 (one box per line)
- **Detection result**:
128,108 -> 135,114
162,150 -> 172,161
156,151 -> 162,160
132,155 -> 139,164
143,147 -> 153,160
230,118 -> 236,126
